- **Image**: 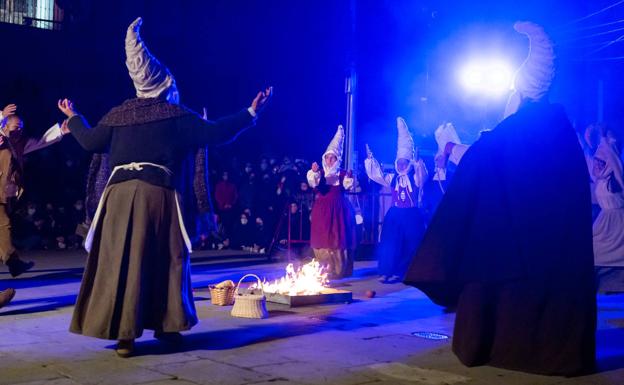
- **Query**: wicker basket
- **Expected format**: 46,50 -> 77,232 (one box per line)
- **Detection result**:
209,283 -> 235,306
231,274 -> 269,319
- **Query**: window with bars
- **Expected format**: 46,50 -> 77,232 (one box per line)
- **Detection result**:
0,0 -> 63,30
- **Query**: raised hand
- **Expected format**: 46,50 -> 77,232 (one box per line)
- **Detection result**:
57,99 -> 77,118
250,86 -> 273,114
365,144 -> 373,159
2,104 -> 16,117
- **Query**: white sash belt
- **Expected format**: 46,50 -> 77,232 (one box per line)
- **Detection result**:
84,162 -> 193,253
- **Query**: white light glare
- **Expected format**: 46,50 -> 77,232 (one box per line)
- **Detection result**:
459,59 -> 513,96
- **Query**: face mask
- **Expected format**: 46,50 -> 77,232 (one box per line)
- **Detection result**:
241,219 -> 248,225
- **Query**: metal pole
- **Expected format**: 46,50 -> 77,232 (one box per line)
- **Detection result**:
345,71 -> 356,172
344,0 -> 357,173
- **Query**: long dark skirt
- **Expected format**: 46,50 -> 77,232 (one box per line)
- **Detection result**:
310,185 -> 356,250
70,179 -> 198,340
377,207 -> 426,278
452,278 -> 596,376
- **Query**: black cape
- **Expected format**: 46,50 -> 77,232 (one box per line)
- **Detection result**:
404,102 -> 596,376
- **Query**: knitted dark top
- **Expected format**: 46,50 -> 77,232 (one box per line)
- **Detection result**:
68,98 -> 254,191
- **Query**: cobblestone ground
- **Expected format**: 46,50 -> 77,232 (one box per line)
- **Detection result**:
0,250 -> 622,385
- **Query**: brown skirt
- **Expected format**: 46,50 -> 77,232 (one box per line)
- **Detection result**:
70,179 -> 198,340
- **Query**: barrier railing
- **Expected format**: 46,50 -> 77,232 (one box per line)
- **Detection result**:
268,190 -> 393,260
0,0 -> 63,30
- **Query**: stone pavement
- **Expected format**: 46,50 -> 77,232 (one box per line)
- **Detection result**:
0,250 -> 622,385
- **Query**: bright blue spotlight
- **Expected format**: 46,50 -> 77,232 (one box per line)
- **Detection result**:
459,59 -> 513,97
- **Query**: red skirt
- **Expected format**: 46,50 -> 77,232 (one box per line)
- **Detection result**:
310,185 -> 356,250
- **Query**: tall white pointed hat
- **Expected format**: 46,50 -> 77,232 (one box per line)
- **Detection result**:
323,125 -> 345,171
324,124 -> 345,160
434,122 -> 461,156
504,21 -> 555,117
396,117 -> 415,162
125,17 -> 179,103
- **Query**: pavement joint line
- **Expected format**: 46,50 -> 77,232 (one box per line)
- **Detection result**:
361,333 -> 404,340
132,373 -> 180,385
208,357 -> 299,369
133,356 -> 205,369
239,377 -> 293,385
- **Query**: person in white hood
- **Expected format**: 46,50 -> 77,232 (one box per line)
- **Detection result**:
585,129 -> 624,293
405,22 -> 595,376
59,17 -> 272,357
307,125 -> 356,278
364,117 -> 428,283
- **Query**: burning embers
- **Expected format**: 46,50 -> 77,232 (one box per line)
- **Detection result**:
254,259 -> 352,307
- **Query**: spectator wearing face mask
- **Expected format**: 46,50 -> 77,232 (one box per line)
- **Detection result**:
238,172 -> 258,212
259,158 -> 269,174
13,202 -> 43,250
0,104 -> 69,276
232,213 -> 254,250
253,216 -> 270,253
294,180 -> 314,212
214,171 -> 238,237
280,202 -> 311,245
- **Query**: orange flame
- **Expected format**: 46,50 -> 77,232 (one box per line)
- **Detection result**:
260,259 -> 329,295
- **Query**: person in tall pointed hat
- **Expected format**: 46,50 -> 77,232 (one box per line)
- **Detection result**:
432,122 -> 469,184
57,17 -> 272,357
582,126 -> 624,293
404,22 -> 595,376
364,117 -> 428,283
307,125 -> 356,279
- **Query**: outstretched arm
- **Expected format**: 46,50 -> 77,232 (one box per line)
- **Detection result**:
23,122 -> 69,154
189,87 -> 273,147
413,158 -> 428,188
58,99 -> 112,152
363,144 -> 390,187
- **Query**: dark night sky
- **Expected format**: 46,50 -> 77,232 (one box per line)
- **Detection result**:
1,0 -> 623,169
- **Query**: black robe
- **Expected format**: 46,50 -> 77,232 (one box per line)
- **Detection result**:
404,102 -> 596,376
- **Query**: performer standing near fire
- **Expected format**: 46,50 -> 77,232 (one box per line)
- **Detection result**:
364,117 -> 428,283
57,17 -> 272,357
307,125 -> 356,279
581,125 -> 624,293
404,22 -> 596,376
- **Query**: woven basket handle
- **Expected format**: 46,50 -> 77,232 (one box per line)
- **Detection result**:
234,274 -> 265,296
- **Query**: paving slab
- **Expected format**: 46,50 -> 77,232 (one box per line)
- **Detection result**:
0,250 -> 622,385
